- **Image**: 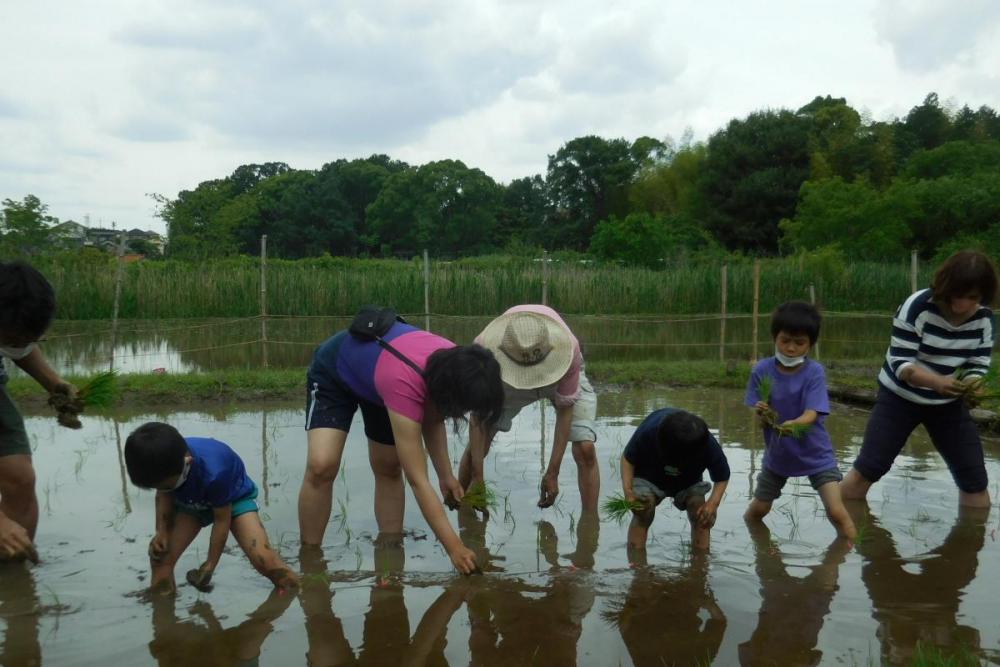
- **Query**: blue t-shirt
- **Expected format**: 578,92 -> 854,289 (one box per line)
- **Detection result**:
744,357 -> 838,477
173,437 -> 255,509
623,407 -> 730,496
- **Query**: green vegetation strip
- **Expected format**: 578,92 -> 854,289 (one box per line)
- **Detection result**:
5,362 -> 998,431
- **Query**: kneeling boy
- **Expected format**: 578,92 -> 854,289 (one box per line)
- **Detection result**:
124,422 -> 297,594
621,408 -> 729,551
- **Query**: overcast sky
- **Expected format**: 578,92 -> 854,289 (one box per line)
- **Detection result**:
2,0 -> 998,235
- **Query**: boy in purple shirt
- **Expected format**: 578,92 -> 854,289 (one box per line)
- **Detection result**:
125,422 -> 298,594
744,302 -> 856,541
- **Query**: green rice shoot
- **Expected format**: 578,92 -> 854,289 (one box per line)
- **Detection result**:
601,493 -> 645,524
78,371 -> 120,408
956,367 -> 999,407
776,422 -> 812,439
461,481 -> 498,512
757,375 -> 774,403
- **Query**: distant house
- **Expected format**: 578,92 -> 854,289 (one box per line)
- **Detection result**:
86,227 -> 122,250
51,220 -> 88,248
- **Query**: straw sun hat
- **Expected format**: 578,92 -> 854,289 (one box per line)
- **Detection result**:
478,311 -> 573,390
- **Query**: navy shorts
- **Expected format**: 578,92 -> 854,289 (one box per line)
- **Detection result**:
853,387 -> 987,493
305,339 -> 395,446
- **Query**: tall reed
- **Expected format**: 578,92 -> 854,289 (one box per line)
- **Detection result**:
32,254 -> 932,320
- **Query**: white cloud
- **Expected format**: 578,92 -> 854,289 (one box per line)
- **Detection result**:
0,0 -> 997,235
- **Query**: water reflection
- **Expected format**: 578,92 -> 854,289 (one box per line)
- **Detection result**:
737,523 -> 850,666
605,552 -> 726,666
148,587 -> 294,666
462,511 -> 600,665
849,504 -> 990,666
0,563 -> 41,667
26,315 -> 895,376
298,536 -> 465,667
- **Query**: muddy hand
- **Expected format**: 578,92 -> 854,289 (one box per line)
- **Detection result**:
186,563 -> 214,592
538,474 -> 559,508
0,516 -> 39,564
148,532 -> 169,561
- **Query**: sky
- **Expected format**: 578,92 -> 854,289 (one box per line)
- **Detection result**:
1,0 -> 998,235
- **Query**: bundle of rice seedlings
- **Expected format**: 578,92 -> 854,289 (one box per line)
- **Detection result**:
49,371 -> 119,429
956,368 -> 998,408
776,422 -> 812,439
757,375 -> 774,403
601,493 -> 646,524
461,481 -> 498,512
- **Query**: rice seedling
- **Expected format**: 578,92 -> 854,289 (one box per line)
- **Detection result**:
757,374 -> 773,403
601,493 -> 646,524
776,422 -> 812,439
49,370 -> 119,429
955,367 -> 999,408
461,481 -> 499,512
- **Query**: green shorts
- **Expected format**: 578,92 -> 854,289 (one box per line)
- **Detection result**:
175,483 -> 259,528
0,385 -> 31,458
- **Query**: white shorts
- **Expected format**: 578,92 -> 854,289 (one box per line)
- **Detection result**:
494,370 -> 598,444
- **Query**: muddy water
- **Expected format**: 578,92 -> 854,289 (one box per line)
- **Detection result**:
24,314 -> 898,376
3,387 -> 999,666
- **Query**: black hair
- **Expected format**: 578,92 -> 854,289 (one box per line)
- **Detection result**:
424,344 -> 504,428
124,422 -> 189,489
931,250 -> 998,307
656,410 -> 710,464
770,301 -> 821,345
0,261 -> 56,340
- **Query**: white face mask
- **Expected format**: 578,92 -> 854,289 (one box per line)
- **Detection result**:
775,346 -> 806,367
0,343 -> 35,360
170,458 -> 192,490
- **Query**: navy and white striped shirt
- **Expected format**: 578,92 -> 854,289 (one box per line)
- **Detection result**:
878,289 -> 995,405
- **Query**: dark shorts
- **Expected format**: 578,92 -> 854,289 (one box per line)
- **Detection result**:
753,467 -> 842,502
305,336 -> 394,445
853,387 -> 987,494
0,385 -> 31,458
175,483 -> 260,528
633,477 -> 712,511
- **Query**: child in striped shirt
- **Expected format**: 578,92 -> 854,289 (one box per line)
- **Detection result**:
841,250 -> 998,507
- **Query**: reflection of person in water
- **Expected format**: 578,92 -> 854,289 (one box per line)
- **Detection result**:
850,505 -> 989,665
297,534 -> 468,667
610,550 -> 726,667
148,585 -> 294,667
0,562 -> 41,666
462,511 -> 600,666
738,522 -> 850,666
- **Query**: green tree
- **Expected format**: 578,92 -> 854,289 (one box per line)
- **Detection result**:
629,144 -> 707,218
590,212 -> 717,267
367,160 -> 501,257
544,136 -> 639,250
495,175 -> 549,249
699,110 -> 812,253
0,194 -> 59,255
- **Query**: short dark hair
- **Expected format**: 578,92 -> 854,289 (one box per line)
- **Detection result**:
0,261 -> 56,340
424,344 -> 504,427
124,422 -> 189,489
931,250 -> 998,307
656,410 -> 710,464
770,301 -> 821,345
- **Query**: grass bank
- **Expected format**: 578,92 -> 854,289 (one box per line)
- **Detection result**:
7,361 -> 997,430
34,253 -> 928,319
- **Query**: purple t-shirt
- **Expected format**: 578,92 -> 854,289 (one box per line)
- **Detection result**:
744,358 -> 837,477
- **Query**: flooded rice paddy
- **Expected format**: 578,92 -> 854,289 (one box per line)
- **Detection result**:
27,314 -> 895,375
3,386 -> 1000,666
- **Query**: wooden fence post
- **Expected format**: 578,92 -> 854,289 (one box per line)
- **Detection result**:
809,283 -> 820,360
423,249 -> 431,331
911,249 -> 918,294
108,231 -> 126,372
260,235 -> 268,369
719,264 -> 728,362
542,251 -> 549,306
751,259 -> 761,363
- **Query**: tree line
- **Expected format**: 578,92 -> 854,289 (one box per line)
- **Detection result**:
4,92 -> 999,266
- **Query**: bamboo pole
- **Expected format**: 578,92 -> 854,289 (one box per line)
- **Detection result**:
262,411 -> 269,507
751,259 -> 761,363
541,251 -> 549,306
809,283 -> 820,360
719,264 -> 728,362
114,420 -> 132,514
423,249 -> 431,331
260,235 -> 268,369
108,231 -> 126,372
911,249 -> 918,293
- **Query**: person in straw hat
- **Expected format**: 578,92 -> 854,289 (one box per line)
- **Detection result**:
458,305 -> 599,510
